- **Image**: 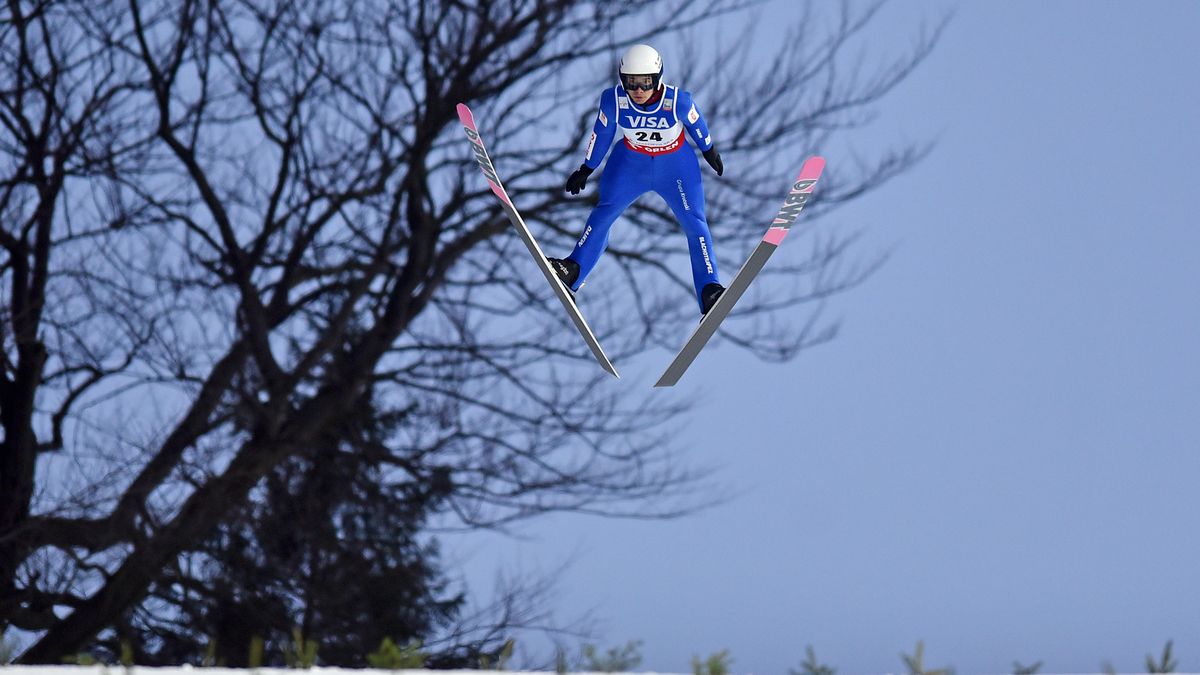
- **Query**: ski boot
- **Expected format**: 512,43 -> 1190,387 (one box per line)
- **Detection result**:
700,282 -> 726,315
547,257 -> 580,298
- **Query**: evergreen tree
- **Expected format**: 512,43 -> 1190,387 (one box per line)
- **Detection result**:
99,388 -> 476,667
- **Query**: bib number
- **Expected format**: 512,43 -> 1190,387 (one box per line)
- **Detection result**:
635,131 -> 663,142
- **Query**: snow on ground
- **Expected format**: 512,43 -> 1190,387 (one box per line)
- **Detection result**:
0,662 -> 686,667
2,662 -> 1200,667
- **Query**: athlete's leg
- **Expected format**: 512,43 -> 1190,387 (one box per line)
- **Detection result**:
654,150 -> 720,310
567,146 -> 647,291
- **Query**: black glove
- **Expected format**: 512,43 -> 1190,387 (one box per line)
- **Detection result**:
703,147 -> 723,176
565,164 -> 594,195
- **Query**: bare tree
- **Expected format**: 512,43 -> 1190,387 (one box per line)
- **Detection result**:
1,0 -> 942,663
2,0 -> 154,638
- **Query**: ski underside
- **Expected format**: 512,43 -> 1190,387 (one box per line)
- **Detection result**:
654,156 -> 826,387
457,103 -> 619,378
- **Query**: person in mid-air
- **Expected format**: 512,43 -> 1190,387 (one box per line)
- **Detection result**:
548,44 -> 727,314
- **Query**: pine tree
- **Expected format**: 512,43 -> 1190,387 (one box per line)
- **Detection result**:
100,387 -> 471,667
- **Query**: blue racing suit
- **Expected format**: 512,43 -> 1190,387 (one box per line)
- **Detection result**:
566,83 -> 720,311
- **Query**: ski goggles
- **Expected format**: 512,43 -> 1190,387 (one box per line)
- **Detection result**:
621,74 -> 658,91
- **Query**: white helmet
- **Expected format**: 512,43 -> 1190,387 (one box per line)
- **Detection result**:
619,44 -> 663,91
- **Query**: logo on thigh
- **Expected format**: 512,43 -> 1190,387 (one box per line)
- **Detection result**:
676,179 -> 691,212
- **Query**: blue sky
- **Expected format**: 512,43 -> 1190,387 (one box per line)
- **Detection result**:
450,2 -> 1200,672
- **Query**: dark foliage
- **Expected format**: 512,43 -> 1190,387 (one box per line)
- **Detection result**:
94,389 -> 467,667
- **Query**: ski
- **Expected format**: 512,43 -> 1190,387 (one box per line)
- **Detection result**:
457,103 -> 619,378
654,156 -> 826,387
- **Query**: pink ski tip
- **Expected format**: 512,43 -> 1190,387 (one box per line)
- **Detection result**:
799,155 -> 825,181
456,103 -> 475,128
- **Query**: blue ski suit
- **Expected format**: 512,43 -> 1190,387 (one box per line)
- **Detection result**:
567,83 -> 721,311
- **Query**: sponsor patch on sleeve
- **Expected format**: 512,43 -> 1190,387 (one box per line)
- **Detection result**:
586,132 -> 596,160
598,110 -> 608,127
687,104 -> 699,125
704,134 -> 712,147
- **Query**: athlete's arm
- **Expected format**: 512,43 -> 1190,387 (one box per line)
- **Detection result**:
677,90 -> 714,152
583,88 -> 619,170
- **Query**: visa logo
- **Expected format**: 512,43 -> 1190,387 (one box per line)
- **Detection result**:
625,116 -> 670,129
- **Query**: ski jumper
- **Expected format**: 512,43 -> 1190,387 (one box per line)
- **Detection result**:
566,84 -> 720,311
